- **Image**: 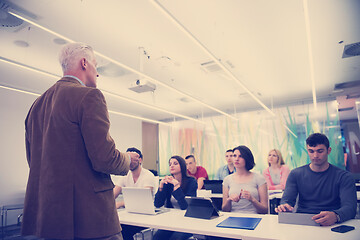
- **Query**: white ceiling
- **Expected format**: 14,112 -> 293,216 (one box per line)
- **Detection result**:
1,0 -> 359,123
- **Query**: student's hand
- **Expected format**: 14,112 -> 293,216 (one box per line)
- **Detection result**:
127,152 -> 140,162
275,203 -> 293,213
312,211 -> 337,226
159,177 -> 167,189
164,176 -> 180,190
240,189 -> 254,202
229,193 -> 241,202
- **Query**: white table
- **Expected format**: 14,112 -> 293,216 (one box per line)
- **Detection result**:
118,208 -> 360,240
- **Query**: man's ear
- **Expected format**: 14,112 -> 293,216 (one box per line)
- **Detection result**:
81,58 -> 86,70
327,147 -> 332,155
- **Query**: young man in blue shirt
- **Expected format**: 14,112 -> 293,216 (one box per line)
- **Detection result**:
275,133 -> 357,226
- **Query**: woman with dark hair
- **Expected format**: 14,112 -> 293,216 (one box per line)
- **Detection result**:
222,146 -> 268,214
153,156 -> 197,240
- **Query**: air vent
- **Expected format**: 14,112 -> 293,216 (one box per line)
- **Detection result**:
342,42 -> 360,58
334,80 -> 360,90
338,107 -> 354,112
200,60 -> 223,73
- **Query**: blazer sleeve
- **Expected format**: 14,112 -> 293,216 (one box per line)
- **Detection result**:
79,88 -> 129,175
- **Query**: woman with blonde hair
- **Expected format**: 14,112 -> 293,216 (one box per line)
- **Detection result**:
262,149 -> 290,190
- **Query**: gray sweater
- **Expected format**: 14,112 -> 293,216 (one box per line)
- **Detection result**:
281,164 -> 357,223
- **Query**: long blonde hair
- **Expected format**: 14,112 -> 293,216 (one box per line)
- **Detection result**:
267,149 -> 285,167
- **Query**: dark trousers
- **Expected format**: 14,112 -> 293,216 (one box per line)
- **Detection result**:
153,230 -> 192,240
121,224 -> 146,240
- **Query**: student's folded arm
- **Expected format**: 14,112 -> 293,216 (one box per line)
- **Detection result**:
172,188 -> 187,210
154,188 -> 166,208
334,173 -> 357,222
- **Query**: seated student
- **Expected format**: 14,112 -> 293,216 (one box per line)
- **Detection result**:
222,145 -> 268,214
154,156 -> 197,240
215,149 -> 235,180
185,155 -> 209,189
113,147 -> 157,240
275,133 -> 357,226
262,149 -> 290,190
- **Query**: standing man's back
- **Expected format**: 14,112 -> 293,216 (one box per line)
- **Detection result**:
23,43 -> 139,239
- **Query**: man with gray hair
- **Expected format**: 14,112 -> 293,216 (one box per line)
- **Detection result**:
22,42 -> 139,239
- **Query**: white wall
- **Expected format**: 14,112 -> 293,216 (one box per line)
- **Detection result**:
0,88 -> 142,224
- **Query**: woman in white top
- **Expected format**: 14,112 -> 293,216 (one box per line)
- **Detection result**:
222,145 -> 268,214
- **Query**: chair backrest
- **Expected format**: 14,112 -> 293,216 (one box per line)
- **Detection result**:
153,176 -> 159,194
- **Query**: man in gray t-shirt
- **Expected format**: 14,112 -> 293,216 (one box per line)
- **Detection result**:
275,133 -> 357,226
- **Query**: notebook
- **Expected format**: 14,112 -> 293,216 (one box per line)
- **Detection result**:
278,212 -> 320,226
203,180 -> 223,194
122,187 -> 168,215
216,217 -> 262,230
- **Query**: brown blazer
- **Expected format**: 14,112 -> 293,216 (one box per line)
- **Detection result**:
22,77 -> 130,239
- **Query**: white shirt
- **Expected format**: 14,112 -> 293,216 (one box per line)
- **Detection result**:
116,166 -> 157,192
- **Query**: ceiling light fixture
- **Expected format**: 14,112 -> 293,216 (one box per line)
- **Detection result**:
108,110 -> 171,126
303,0 -> 317,111
0,56 -> 201,125
0,84 -> 171,126
8,10 -> 236,121
150,0 -> 298,138
0,85 -> 40,97
102,90 -> 205,124
150,0 -> 274,117
0,56 -> 61,79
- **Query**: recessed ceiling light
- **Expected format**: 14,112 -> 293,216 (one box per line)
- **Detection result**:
53,38 -> 67,45
13,40 -> 29,47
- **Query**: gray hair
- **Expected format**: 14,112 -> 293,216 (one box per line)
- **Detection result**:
59,42 -> 95,73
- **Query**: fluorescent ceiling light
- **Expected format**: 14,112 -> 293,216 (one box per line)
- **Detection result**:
0,56 -> 60,79
8,10 -> 236,121
0,84 -> 171,126
151,0 -> 275,117
303,0 -> 317,111
108,110 -> 171,126
0,85 -> 41,97
0,50 -> 204,125
102,90 -> 205,124
150,0 -> 298,138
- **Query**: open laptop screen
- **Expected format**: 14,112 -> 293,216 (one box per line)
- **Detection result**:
203,180 -> 223,193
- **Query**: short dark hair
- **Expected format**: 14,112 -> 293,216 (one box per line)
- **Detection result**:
185,155 -> 195,161
306,133 -> 330,149
233,145 -> 255,171
226,149 -> 233,153
126,147 -> 143,159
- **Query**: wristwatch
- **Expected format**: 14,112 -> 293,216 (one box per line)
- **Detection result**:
334,212 -> 341,223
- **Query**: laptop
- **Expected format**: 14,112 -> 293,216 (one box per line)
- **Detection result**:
122,187 -> 168,215
203,180 -> 223,194
278,212 -> 320,226
184,197 -> 220,219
